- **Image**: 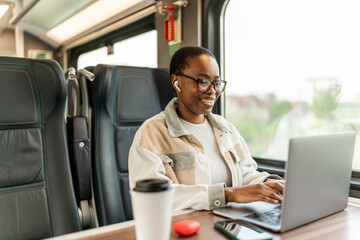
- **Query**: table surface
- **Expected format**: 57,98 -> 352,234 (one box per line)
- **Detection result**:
50,200 -> 360,240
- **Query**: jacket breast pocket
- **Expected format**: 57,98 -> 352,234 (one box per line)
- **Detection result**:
160,152 -> 197,185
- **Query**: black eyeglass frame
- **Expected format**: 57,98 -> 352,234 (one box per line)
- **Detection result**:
175,73 -> 227,93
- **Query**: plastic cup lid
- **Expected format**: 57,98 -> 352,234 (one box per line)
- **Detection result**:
134,179 -> 170,192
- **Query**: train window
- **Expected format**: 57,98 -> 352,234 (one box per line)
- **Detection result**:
224,0 -> 360,169
77,30 -> 157,69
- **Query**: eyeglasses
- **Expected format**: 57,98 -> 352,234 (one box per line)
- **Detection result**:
175,73 -> 227,93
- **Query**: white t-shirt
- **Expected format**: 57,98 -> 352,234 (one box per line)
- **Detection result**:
180,118 -> 232,186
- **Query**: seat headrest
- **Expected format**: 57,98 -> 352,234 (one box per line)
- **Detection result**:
115,67 -> 162,122
92,65 -> 174,124
0,64 -> 40,128
0,57 -> 66,129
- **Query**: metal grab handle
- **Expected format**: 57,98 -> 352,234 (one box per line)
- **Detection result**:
65,67 -> 76,81
78,68 -> 95,81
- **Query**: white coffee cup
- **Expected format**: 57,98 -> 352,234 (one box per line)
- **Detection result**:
130,179 -> 174,240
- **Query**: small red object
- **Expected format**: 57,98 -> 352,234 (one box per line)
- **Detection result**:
172,220 -> 201,237
164,4 -> 175,42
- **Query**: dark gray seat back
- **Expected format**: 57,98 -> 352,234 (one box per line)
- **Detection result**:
89,64 -> 175,226
0,57 -> 81,239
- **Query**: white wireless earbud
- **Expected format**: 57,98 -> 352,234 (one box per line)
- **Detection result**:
174,81 -> 181,92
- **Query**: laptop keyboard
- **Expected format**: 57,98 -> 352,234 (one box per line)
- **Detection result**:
243,205 -> 281,226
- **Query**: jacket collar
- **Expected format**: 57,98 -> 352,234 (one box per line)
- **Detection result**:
164,98 -> 231,137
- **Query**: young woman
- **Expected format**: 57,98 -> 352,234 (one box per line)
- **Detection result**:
129,46 -> 283,211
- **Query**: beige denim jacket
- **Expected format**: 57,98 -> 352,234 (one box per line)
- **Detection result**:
129,98 -> 274,211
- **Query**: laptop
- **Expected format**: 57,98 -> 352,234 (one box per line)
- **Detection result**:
213,131 -> 356,232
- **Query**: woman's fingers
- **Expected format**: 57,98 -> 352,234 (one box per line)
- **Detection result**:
260,195 -> 281,204
265,181 -> 285,194
261,186 -> 283,203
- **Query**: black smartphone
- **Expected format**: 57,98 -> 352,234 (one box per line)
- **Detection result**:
214,219 -> 273,240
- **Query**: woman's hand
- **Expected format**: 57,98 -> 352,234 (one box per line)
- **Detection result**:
224,181 -> 284,204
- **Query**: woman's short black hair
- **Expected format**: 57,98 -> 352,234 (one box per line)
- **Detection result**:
169,46 -> 216,77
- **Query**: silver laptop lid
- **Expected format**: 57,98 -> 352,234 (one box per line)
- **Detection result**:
280,131 -> 355,232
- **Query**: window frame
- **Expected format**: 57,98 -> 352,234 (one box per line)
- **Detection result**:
207,0 -> 360,199
202,0 -> 227,115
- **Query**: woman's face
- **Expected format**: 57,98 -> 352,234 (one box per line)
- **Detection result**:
172,54 -> 221,124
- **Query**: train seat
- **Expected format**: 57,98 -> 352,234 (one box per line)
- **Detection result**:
0,57 -> 81,239
88,64 -> 175,225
